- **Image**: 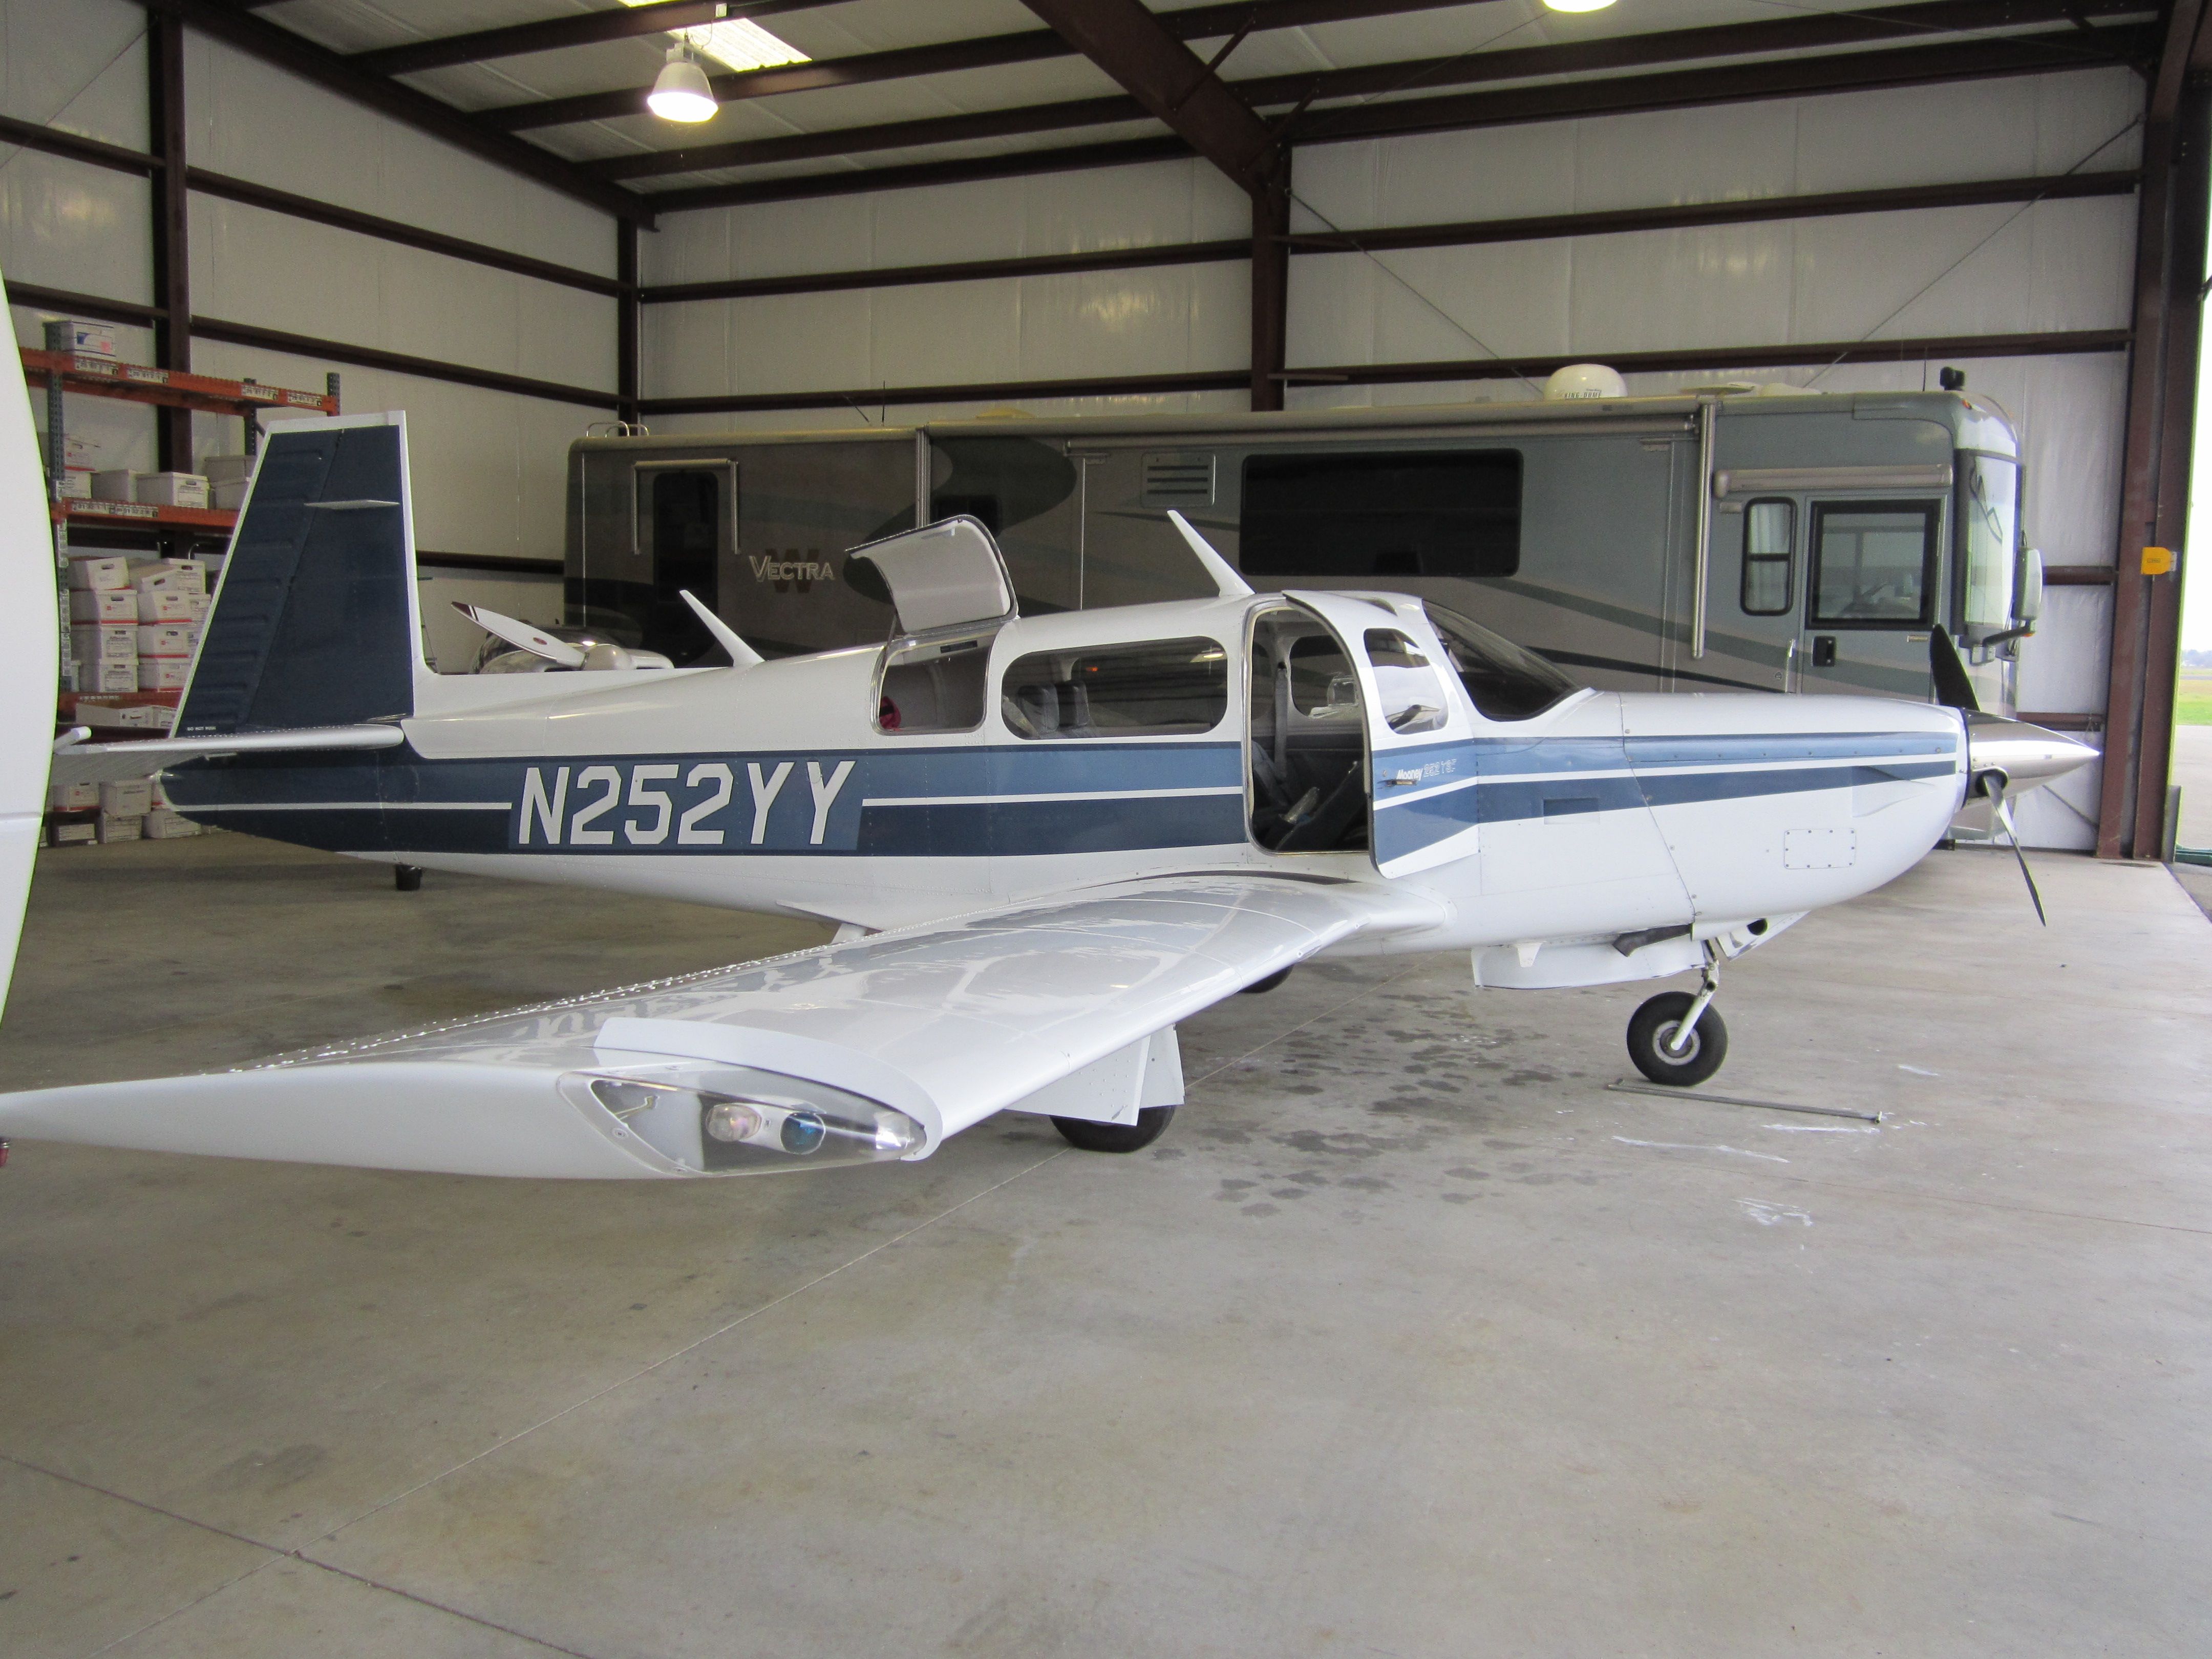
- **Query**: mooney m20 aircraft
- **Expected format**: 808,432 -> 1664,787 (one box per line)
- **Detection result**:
0,406 -> 2092,1181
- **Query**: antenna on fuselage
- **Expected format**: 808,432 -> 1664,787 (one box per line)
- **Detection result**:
679,590 -> 763,669
1166,510 -> 1253,600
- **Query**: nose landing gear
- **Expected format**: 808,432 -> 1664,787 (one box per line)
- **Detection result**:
1626,949 -> 1728,1087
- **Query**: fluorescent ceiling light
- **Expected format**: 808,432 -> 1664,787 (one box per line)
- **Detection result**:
1543,0 -> 1615,10
618,2 -> 811,75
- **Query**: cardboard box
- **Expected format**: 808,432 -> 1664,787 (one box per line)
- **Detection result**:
99,779 -> 154,816
131,559 -> 205,595
66,320 -> 118,359
70,589 -> 137,623
66,555 -> 130,592
142,809 -> 200,839
54,469 -> 91,501
149,778 -> 175,810
212,477 -> 249,512
77,658 -> 137,693
95,812 -> 142,844
74,701 -> 165,731
138,657 -> 190,690
47,817 -> 97,847
138,589 -> 201,623
134,473 -> 209,509
70,623 -> 136,663
39,430 -> 99,470
137,623 -> 197,657
49,781 -> 100,811
89,469 -> 137,502
201,454 -> 252,483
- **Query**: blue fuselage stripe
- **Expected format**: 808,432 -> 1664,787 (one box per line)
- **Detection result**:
162,731 -> 1960,861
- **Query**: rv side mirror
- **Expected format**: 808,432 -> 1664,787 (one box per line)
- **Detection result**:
2016,547 -> 2045,626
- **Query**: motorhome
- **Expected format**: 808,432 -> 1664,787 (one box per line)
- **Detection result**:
561,379 -> 2040,714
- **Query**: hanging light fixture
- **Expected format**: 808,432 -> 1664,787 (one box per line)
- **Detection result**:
647,44 -> 717,123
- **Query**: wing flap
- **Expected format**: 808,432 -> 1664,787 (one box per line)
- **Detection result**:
0,875 -> 1432,1177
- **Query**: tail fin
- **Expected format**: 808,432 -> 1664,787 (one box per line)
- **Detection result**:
1,290 -> 62,1017
178,412 -> 420,738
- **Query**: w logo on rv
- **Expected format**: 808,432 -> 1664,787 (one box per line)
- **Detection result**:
512,757 -> 858,853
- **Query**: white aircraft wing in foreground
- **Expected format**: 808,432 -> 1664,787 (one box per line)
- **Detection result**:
0,874 -> 1431,1177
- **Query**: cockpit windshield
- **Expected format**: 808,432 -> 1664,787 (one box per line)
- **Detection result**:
1422,603 -> 1577,721
1960,454 -> 2018,631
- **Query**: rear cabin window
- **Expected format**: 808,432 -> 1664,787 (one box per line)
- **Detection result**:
1240,451 -> 1522,579
1809,501 -> 1940,627
1001,637 -> 1228,739
1739,499 -> 1795,616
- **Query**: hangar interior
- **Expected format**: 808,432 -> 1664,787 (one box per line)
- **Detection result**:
3,1 -> 2209,1655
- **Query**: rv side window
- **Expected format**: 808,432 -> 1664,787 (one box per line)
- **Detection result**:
1809,501 -> 1940,627
1739,499 -> 1795,615
999,637 -> 1227,739
1240,451 -> 1521,579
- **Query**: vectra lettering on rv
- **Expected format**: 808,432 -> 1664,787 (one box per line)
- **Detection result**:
514,760 -> 854,849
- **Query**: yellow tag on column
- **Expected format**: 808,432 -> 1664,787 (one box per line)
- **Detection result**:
2142,545 -> 2176,575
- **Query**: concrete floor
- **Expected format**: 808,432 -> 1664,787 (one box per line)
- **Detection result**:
1,834 -> 2207,1658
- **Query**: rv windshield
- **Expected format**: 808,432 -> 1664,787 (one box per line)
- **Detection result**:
1960,454 -> 2018,629
1422,604 -> 1577,721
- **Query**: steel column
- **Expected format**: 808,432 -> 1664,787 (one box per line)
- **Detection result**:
2097,0 -> 2205,858
618,220 -> 641,429
1250,182 -> 1290,412
147,13 -> 192,471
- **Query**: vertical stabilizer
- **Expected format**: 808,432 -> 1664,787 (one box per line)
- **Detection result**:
0,292 -> 63,1017
179,412 -> 420,737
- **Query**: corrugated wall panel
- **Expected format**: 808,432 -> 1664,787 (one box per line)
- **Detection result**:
0,0 -> 146,148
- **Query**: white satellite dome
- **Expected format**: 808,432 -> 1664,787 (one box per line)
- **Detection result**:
1543,363 -> 1627,401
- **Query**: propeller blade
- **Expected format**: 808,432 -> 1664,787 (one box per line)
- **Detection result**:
1929,626 -> 1982,713
453,602 -> 586,668
1992,791 -> 2047,927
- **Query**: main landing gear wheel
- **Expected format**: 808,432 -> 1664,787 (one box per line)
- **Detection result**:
393,864 -> 423,892
1052,1107 -> 1176,1153
1626,991 -> 1729,1088
1239,968 -> 1291,995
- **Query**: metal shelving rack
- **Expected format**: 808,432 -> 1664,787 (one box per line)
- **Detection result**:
24,317 -> 339,697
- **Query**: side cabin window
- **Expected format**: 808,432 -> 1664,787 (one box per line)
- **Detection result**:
1422,603 -> 1576,722
1240,450 -> 1522,579
999,637 -> 1227,739
1809,501 -> 1940,627
1739,499 -> 1795,616
878,634 -> 992,734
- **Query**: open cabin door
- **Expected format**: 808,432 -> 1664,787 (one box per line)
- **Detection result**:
1277,591 -> 1478,879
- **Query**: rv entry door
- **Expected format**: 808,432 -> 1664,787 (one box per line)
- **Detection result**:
633,460 -> 733,665
1797,497 -> 1943,699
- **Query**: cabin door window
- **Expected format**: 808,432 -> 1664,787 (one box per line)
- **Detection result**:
1247,607 -> 1370,855
1799,498 -> 1943,697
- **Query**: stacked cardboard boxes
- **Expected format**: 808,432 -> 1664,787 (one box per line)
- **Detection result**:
47,775 -> 200,847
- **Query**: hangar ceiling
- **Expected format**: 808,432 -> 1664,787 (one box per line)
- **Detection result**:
172,0 -> 2157,217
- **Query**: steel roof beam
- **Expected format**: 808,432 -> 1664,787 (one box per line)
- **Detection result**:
349,0 -> 847,79
136,0 -> 653,223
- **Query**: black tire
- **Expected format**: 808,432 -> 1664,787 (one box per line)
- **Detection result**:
1240,967 -> 1291,995
394,864 -> 423,892
1052,1105 -> 1175,1153
1626,991 -> 1728,1087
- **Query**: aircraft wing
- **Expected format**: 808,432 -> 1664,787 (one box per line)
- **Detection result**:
48,725 -> 406,786
0,874 -> 1435,1179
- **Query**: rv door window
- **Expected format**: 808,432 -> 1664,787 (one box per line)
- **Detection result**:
1739,499 -> 1795,615
1809,501 -> 1939,627
1240,451 -> 1522,579
633,466 -> 725,664
999,637 -> 1227,739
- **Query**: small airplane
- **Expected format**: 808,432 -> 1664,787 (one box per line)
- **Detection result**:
0,392 -> 2092,1182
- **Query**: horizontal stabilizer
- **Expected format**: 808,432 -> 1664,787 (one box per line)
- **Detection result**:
48,724 -> 405,787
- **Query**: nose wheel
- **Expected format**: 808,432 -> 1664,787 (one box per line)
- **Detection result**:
1626,981 -> 1729,1087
